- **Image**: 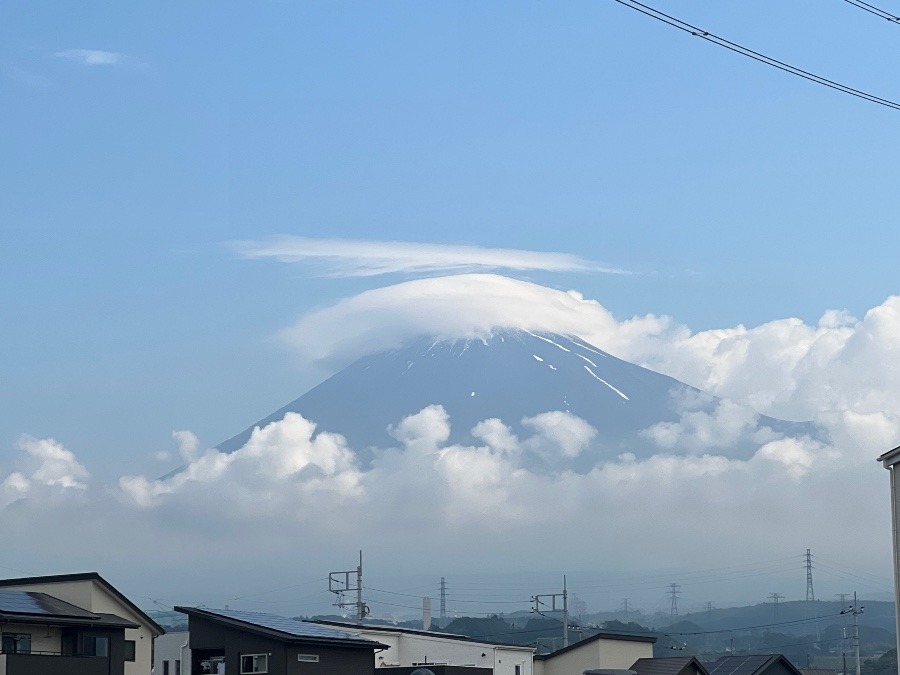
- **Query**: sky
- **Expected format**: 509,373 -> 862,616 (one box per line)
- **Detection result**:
2,1 -> 900,619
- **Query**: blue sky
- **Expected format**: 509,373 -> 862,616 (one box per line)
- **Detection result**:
2,1 -> 900,611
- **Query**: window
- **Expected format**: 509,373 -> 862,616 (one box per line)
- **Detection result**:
175,660 -> 181,675
163,661 -> 170,675
125,640 -> 136,661
1,633 -> 32,654
241,653 -> 268,673
297,654 -> 320,662
82,635 -> 109,657
514,666 -> 522,675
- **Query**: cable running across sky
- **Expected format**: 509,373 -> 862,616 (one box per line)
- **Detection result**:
841,0 -> 900,23
612,0 -> 900,110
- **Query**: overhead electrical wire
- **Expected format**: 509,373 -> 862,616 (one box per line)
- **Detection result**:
841,0 -> 900,23
611,0 -> 900,111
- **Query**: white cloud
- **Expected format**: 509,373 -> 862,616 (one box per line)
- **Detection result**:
278,274 -> 668,367
231,236 -> 622,277
55,49 -> 122,66
279,274 -> 900,446
5,275 -> 900,607
0,436 -> 89,508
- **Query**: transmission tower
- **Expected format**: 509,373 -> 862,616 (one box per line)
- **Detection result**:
768,593 -> 784,619
621,598 -> 631,620
806,549 -> 815,601
668,583 -> 681,617
440,577 -> 447,620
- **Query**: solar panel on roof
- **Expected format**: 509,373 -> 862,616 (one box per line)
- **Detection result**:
205,608 -> 376,643
0,590 -> 97,619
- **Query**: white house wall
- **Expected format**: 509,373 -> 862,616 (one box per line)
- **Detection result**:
356,628 -> 533,674
152,631 -> 190,675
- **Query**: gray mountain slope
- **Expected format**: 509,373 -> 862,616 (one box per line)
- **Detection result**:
217,330 -> 815,469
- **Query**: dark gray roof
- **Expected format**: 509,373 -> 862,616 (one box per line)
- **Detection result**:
176,606 -> 387,649
707,655 -> 801,675
0,590 -> 96,619
0,589 -> 139,629
632,657 -> 710,675
309,618 -> 533,649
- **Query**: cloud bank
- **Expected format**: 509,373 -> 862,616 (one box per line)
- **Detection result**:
4,274 -> 899,609
232,236 -> 621,277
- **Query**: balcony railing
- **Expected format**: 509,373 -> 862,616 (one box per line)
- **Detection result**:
1,652 -> 110,675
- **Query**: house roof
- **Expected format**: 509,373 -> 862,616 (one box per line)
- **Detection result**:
632,656 -> 711,675
878,445 -> 900,467
0,571 -> 164,635
176,607 -> 388,650
309,618 -> 535,651
707,654 -> 803,675
534,629 -> 657,660
799,668 -> 840,675
0,589 -> 139,629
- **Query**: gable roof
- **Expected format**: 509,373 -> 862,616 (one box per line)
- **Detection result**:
632,656 -> 711,675
707,654 -> 803,675
0,572 -> 164,634
176,607 -> 388,649
534,629 -> 657,660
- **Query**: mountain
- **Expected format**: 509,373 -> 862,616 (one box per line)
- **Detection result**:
218,330 -> 814,468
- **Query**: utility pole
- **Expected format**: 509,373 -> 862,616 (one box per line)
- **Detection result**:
532,575 -> 569,648
328,550 -> 369,624
840,592 -> 864,675
440,577 -> 447,621
768,593 -> 784,620
668,583 -> 681,618
806,549 -> 816,602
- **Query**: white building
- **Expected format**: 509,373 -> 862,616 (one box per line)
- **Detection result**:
310,620 -> 534,675
152,631 -> 189,675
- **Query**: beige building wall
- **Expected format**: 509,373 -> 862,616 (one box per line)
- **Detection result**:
535,636 -> 653,675
0,623 -> 62,653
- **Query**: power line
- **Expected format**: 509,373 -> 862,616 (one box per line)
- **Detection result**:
841,0 -> 900,23
611,0 -> 900,111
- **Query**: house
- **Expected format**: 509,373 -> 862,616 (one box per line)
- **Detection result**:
632,656 -> 711,675
175,606 -> 388,674
152,630 -> 189,675
877,444 -> 900,664
309,619 -> 534,674
0,571 -> 164,675
707,654 -> 804,675
533,629 -> 657,675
